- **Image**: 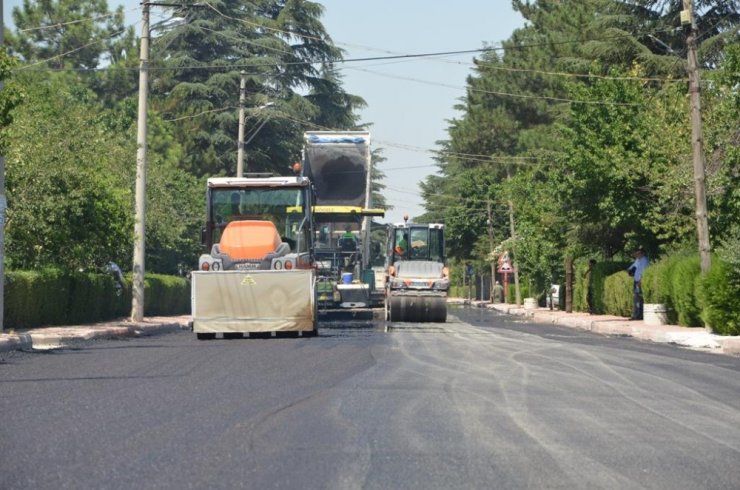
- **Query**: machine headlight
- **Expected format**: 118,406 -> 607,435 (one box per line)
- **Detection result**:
432,278 -> 450,290
199,255 -> 222,272
274,260 -> 283,270
390,277 -> 406,289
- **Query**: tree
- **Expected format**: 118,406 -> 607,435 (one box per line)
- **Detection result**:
4,75 -> 133,270
150,0 -> 360,177
5,72 -> 204,274
0,49 -> 25,152
7,0 -> 133,70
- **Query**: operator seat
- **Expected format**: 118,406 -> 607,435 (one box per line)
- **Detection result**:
338,237 -> 357,252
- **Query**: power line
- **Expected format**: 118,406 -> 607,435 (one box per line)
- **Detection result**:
16,6 -> 139,33
345,66 -> 642,106
16,25 -> 133,71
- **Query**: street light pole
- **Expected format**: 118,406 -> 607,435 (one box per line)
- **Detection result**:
131,1 -> 150,322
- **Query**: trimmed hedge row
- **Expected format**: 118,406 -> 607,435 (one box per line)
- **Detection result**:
574,260 -> 631,314
599,254 -> 739,335
698,258 -> 740,336
4,269 -> 190,329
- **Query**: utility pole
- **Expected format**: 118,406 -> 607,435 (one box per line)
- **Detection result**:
236,71 -> 246,177
0,0 -> 6,332
683,0 -> 711,273
486,200 -> 495,302
131,1 -> 193,321
131,1 -> 150,322
506,167 -> 521,306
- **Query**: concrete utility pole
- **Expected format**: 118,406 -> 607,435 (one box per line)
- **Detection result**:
683,0 -> 711,273
1,0 -> 6,332
132,1 -> 194,321
506,167 -> 521,306
236,71 -> 247,177
131,1 -> 151,322
486,200 -> 495,303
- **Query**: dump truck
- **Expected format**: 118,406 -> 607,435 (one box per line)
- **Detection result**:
302,131 -> 385,311
191,175 -> 317,338
385,220 -> 448,322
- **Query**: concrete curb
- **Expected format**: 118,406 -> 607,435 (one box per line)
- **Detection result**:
0,317 -> 191,353
455,299 -> 740,356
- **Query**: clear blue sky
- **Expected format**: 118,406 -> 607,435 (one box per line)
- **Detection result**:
3,0 -> 524,223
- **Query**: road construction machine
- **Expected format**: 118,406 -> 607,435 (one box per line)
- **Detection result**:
385,221 -> 449,322
302,131 -> 386,311
191,175 -> 317,338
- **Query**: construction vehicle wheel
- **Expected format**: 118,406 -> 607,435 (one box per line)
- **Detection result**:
390,295 -> 447,323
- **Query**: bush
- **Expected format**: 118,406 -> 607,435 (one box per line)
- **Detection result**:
5,270 -> 72,329
67,271 -> 123,324
507,280 -> 529,304
4,269 -> 190,329
573,260 -> 590,312
144,274 -> 190,316
698,257 -> 740,335
603,271 -> 633,317
670,255 -> 702,327
575,260 -> 630,314
642,254 -> 681,324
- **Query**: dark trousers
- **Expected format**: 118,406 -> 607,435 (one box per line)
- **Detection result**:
632,281 -> 643,320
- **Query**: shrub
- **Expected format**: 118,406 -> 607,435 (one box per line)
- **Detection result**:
642,254 -> 681,324
698,257 -> 740,335
4,269 -> 189,329
576,261 -> 630,314
507,280 -> 529,304
5,269 -> 72,328
670,255 -> 702,327
67,271 -> 123,324
573,260 -> 589,312
603,271 -> 633,317
143,274 -> 190,316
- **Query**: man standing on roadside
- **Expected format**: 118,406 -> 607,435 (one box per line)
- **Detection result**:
628,247 -> 649,320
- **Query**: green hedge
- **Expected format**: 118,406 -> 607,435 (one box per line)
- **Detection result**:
4,269 -> 190,329
670,256 -> 702,327
575,260 -> 630,314
506,281 -> 529,304
698,256 -> 740,336
144,274 -> 191,316
642,255 -> 680,324
601,253 -> 740,333
603,271 -> 633,317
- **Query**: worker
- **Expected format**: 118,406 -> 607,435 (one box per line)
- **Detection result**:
342,225 -> 356,244
339,225 -> 357,252
395,233 -> 408,256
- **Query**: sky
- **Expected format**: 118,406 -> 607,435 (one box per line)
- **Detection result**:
3,0 -> 525,224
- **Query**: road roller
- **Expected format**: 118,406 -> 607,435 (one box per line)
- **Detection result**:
384,220 -> 449,322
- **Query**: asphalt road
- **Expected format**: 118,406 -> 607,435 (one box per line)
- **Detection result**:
2,306 -> 739,489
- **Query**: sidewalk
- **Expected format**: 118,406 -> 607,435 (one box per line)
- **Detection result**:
449,298 -> 740,357
0,315 -> 192,353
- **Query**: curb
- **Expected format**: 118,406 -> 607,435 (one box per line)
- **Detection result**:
459,299 -> 740,356
0,318 -> 190,353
